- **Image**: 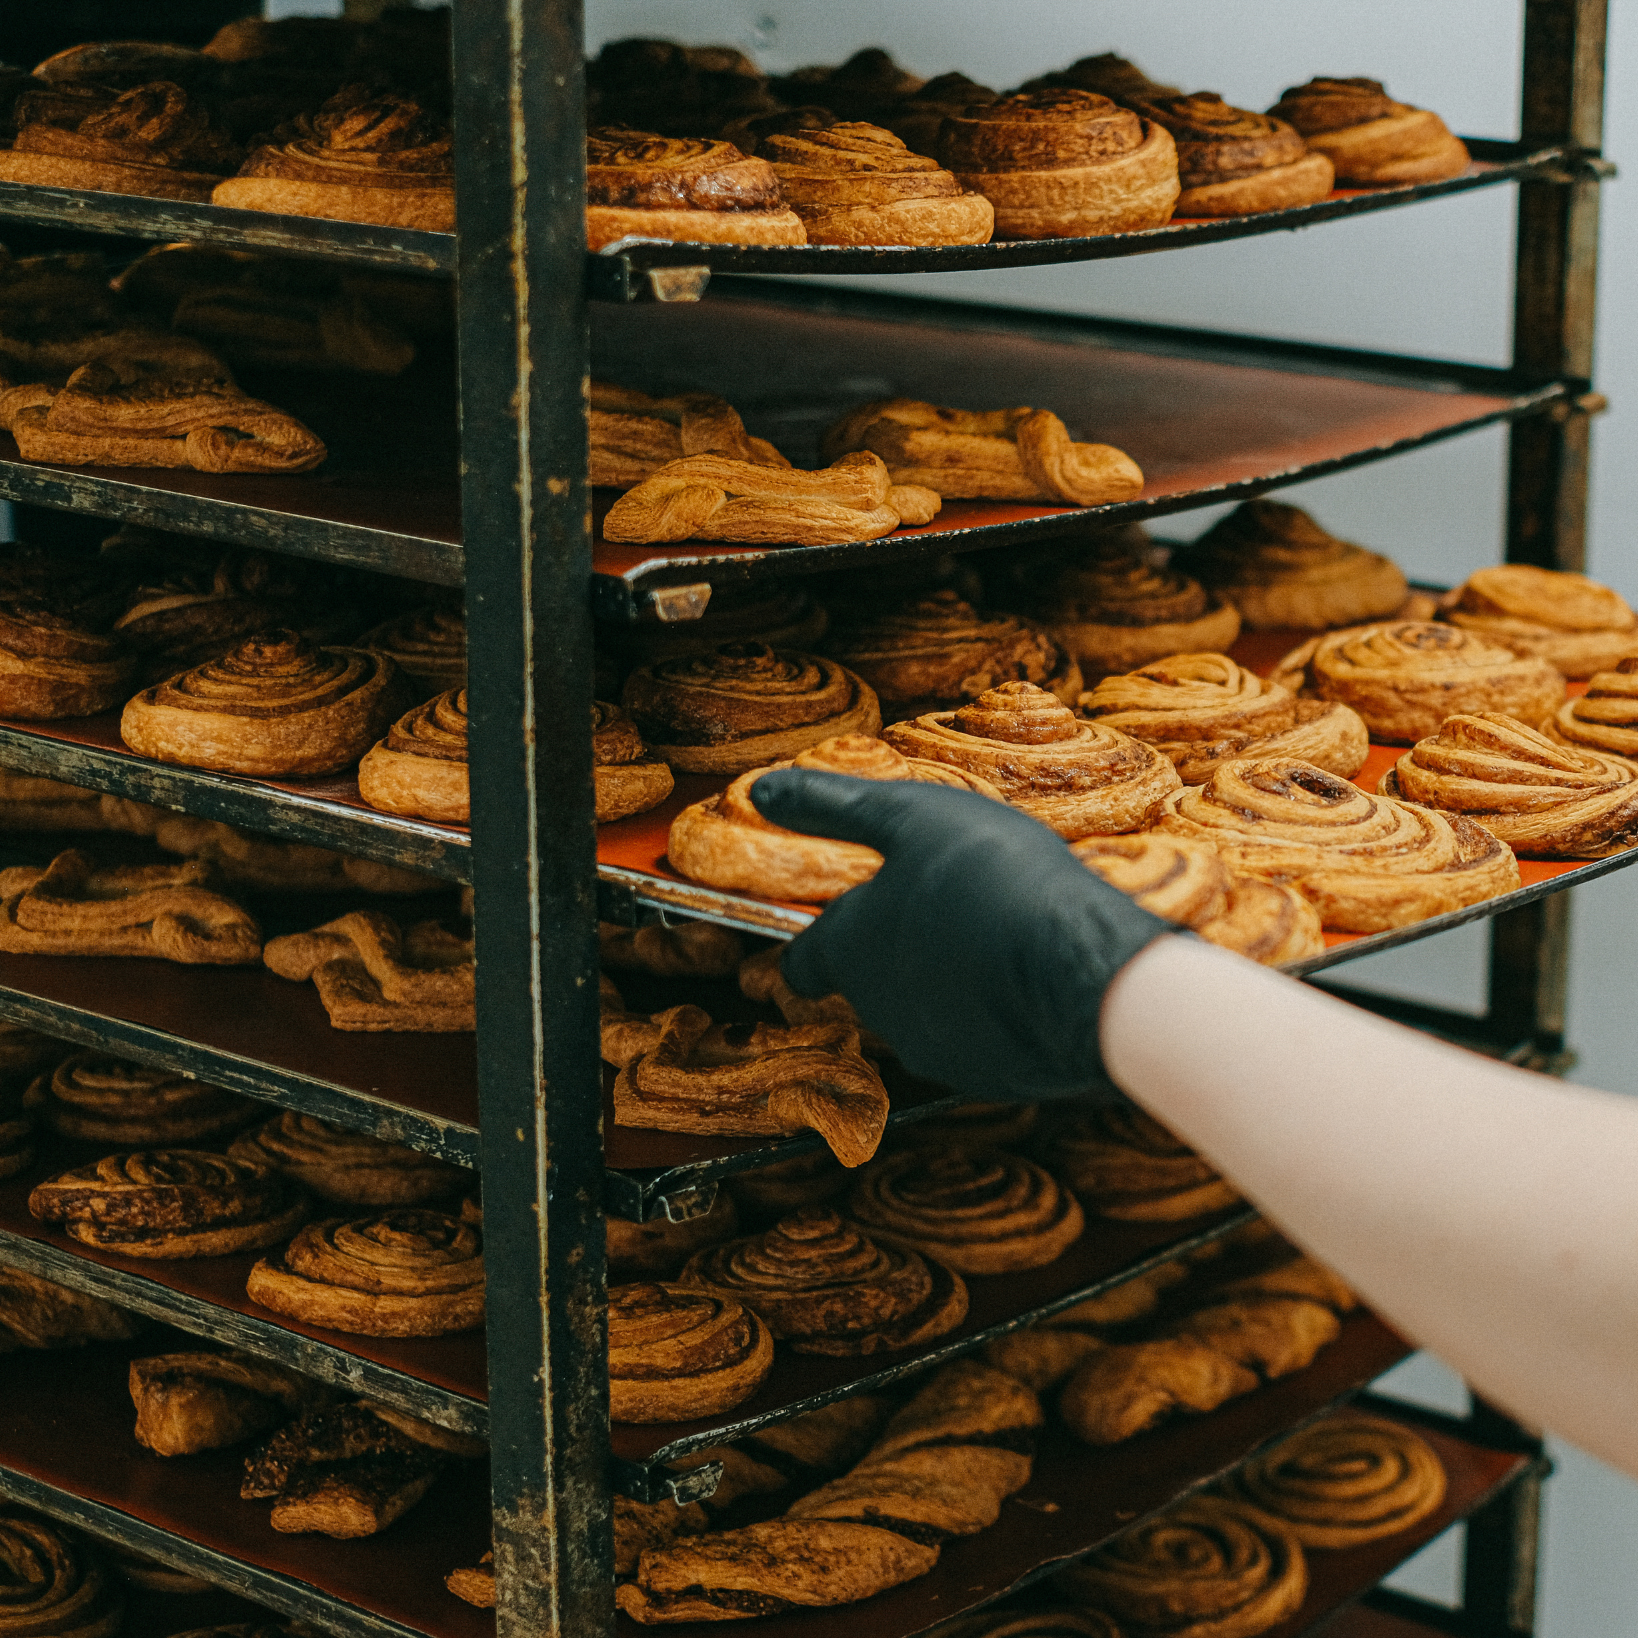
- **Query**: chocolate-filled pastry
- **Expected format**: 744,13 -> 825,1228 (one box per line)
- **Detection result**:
763,122 -> 994,246
214,86 -> 454,230
982,1327 -> 1106,1394
1230,1412 -> 1447,1547
608,1191 -> 740,1282
939,89 -> 1180,238
848,1149 -> 1083,1274
883,681 -> 1181,839
0,586 -> 135,720
1057,1495 -> 1307,1636
29,1150 -> 307,1259
141,813 -> 434,895
230,1111 -> 465,1206
1059,1338 -> 1259,1446
1039,1104 -> 1240,1220
1440,564 -> 1638,678
1382,712 -> 1638,859
1269,77 -> 1470,185
584,127 -> 805,250
725,1148 -> 848,1215
601,919 -> 745,980
606,1280 -> 773,1422
0,1265 -> 140,1351
933,1613 -> 1121,1638
358,604 -> 466,696
590,381 -> 789,490
591,700 -> 675,823
130,1349 -> 331,1455
25,1052 -> 256,1146
680,1205 -> 968,1355
1159,756 -> 1522,932
1548,656 -> 1638,758
357,688 -> 470,826
1185,500 -> 1410,630
1173,1295 -> 1341,1378
0,851 -> 262,965
0,1511 -> 122,1638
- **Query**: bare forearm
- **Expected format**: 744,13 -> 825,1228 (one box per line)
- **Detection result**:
1101,936 -> 1638,1476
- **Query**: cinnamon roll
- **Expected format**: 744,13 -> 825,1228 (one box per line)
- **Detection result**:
590,700 -> 675,823
1023,54 -> 1183,103
602,920 -> 745,980
938,89 -> 1181,238
25,1052 -> 256,1146
230,1110 -> 465,1205
883,681 -> 1181,839
884,72 -> 999,159
607,1280 -> 773,1422
0,1266 -> 140,1351
589,38 -> 776,138
679,1205 -> 968,1355
1271,621 -> 1564,744
0,1512 -> 121,1638
1081,651 -> 1370,784
356,687 -> 469,825
1441,564 -> 1638,678
0,589 -> 135,720
768,48 -> 923,124
849,1149 -> 1083,1274
247,1208 -> 483,1336
1548,656 -> 1638,757
590,381 -> 789,489
607,1191 -> 739,1282
130,1349 -> 331,1456
358,604 -> 466,695
1269,77 -> 1470,186
1039,1104 -> 1240,1220
29,1149 -> 308,1259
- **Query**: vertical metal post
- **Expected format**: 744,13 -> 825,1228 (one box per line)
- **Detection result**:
1463,1401 -> 1547,1637
453,3 -> 610,1638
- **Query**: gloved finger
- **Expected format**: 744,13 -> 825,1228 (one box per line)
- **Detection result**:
777,879 -> 873,999
750,767 -> 927,851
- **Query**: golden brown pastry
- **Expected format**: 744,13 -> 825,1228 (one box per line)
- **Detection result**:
0,1511 -> 121,1638
29,1150 -> 307,1259
230,1111 -> 465,1205
24,1052 -> 255,1146
883,681 -> 1181,838
358,604 -> 466,695
1158,756 -> 1522,932
446,1552 -> 496,1607
588,700 -> 676,823
679,1205 -> 968,1355
1215,1254 -> 1356,1314
1040,1104 -> 1241,1221
883,72 -> 1000,157
725,1148 -> 848,1214
601,919 -> 745,979
1269,77 -> 1470,185
0,1265 -> 140,1351
1440,564 -> 1638,678
0,586 -> 133,720
1185,500 -> 1410,629
591,381 -> 789,489
737,942 -> 879,1054
129,1349 -> 331,1456
1548,656 -> 1638,757
982,1326 -> 1107,1394
939,89 -> 1180,238
1059,1339 -> 1256,1447
607,1280 -> 774,1422
607,1192 -> 739,1282
1173,1295 -> 1341,1378
356,687 -> 470,826
1230,1412 -> 1447,1547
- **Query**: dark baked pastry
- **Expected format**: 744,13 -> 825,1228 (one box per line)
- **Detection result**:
25,1051 -> 256,1146
726,1148 -> 849,1215
1440,564 -> 1638,678
589,38 -> 776,138
603,584 -> 827,670
1038,1104 -> 1241,1220
1059,1338 -> 1259,1445
130,1349 -> 331,1455
230,1110 -> 466,1205
601,919 -> 745,979
358,603 -> 466,696
590,381 -> 789,489
590,700 -> 675,823
1269,77 -> 1470,185
0,1265 -> 140,1351
607,1280 -> 774,1422
0,582 -> 134,720
884,72 -> 999,157
1023,53 -> 1183,103
1173,1294 -> 1342,1378
1548,656 -> 1638,757
607,1191 -> 739,1282
0,1510 -> 121,1638
769,48 -> 923,123
357,688 -> 470,826
0,1028 -> 61,1175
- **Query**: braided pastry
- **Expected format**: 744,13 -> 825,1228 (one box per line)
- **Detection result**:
25,1051 -> 255,1146
938,89 -> 1180,238
129,1349 -> 331,1456
356,687 -> 469,825
230,1110 -> 465,1205
591,381 -> 789,489
1038,1104 -> 1240,1220
883,681 -> 1181,838
679,1204 -> 968,1355
0,1266 -> 139,1352
29,1149 -> 308,1258
358,603 -> 466,695
1269,78 -> 1470,186
591,699 -> 675,823
1440,564 -> 1638,678
847,1148 -> 1084,1273
607,1280 -> 773,1422
0,1511 -> 121,1638
1548,656 -> 1638,757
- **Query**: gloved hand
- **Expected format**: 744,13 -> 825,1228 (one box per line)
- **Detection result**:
750,769 -> 1178,1102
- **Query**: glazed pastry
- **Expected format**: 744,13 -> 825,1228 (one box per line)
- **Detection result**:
129,1349 -> 331,1455
763,122 -> 994,246
1173,1295 -> 1341,1378
29,1150 -> 307,1259
1159,756 -> 1522,932
584,128 -> 805,250
848,1149 -> 1084,1273
725,1148 -> 848,1215
938,89 -> 1181,238
603,450 -> 940,548
1039,1104 -> 1240,1221
358,604 -> 466,695
590,700 -> 676,823
139,813 -> 435,895
1547,656 -> 1638,757
24,1052 -> 256,1146
1230,1412 -> 1447,1547
679,1204 -> 968,1355
121,632 -> 405,778
1056,1495 -> 1307,1636
0,587 -> 134,720
883,681 -> 1181,839
230,1111 -> 466,1205
214,86 -> 454,230
1269,77 -> 1470,185
982,1326 -> 1106,1394
607,1191 -> 739,1282
0,851 -> 262,965
263,910 -> 474,1031
590,382 -> 788,489
1059,1338 -> 1259,1446
1383,712 -> 1638,858
357,688 -> 470,826
607,1280 -> 773,1422
1440,564 -> 1638,678
669,734 -> 1001,899
0,1511 -> 121,1638
1080,651 -> 1370,784
1185,500 -> 1409,629
601,919 -> 744,979
0,1265 -> 140,1351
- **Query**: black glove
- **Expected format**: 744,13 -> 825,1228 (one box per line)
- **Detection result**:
750,769 -> 1177,1102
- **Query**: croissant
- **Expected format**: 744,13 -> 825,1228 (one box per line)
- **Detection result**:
1269,77 -> 1470,186
358,604 -> 466,695
129,1349 -> 331,1455
1440,564 -> 1638,678
1039,1104 -> 1241,1220
607,1280 -> 773,1422
0,586 -> 135,719
0,1265 -> 140,1351
602,919 -> 745,979
230,1110 -> 466,1205
590,381 -> 790,489
357,688 -> 470,825
1547,656 -> 1638,758
0,1511 -> 122,1638
607,1191 -> 739,1282
883,681 -> 1181,838
25,1052 -> 256,1146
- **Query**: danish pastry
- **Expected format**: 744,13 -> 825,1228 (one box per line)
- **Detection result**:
884,72 -> 1000,159
1039,1104 -> 1240,1220
129,1349 -> 331,1456
591,381 -> 789,489
0,589 -> 135,720
591,700 -> 675,822
0,1266 -> 140,1351
1440,564 -> 1638,678
358,604 -> 466,695
1269,77 -> 1470,186
1024,54 -> 1182,104
1547,656 -> 1638,758
589,38 -> 776,139
230,1110 -> 466,1205
606,1280 -> 773,1422
356,688 -> 470,826
25,1052 -> 256,1146
0,1511 -> 121,1638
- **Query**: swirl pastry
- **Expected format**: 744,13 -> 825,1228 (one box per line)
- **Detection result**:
1230,1412 -> 1447,1548
0,588 -> 134,720
1056,1496 -> 1307,1637
848,1149 -> 1084,1274
230,1110 -> 465,1205
356,687 -> 470,825
130,1349 -> 332,1456
29,1149 -> 307,1258
0,1266 -> 140,1352
679,1204 -> 969,1355
1185,500 -> 1410,630
1039,1104 -> 1241,1220
588,699 -> 676,823
769,48 -> 924,124
214,86 -> 454,229
589,38 -> 776,139
884,72 -> 1000,158
584,128 -> 805,249
938,89 -> 1181,238
602,919 -> 744,980
1548,656 -> 1638,757
0,1512 -> 121,1638
1383,712 -> 1638,858
607,1191 -> 739,1282
883,681 -> 1181,838
122,632 -> 404,778
607,1280 -> 773,1422
822,398 -> 1143,508
896,1100 -> 1039,1153
1024,54 -> 1183,103
247,1208 -> 483,1336
1270,621 -> 1563,745
0,850 -> 262,965
358,604 -> 466,695
1269,78 -> 1470,186
590,381 -> 789,489
669,733 -> 1001,899
25,1052 -> 255,1146
1441,564 -> 1638,678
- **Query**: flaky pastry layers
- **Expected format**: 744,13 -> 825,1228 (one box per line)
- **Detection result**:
1058,1337 -> 1259,1447
1440,564 -> 1638,678
1548,656 -> 1638,758
25,1051 -> 255,1146
1269,78 -> 1470,186
1039,1103 -> 1241,1220
606,1280 -> 773,1422
0,1511 -> 121,1638
137,812 -> 432,895
129,1349 -> 330,1456
231,1110 -> 465,1205
358,604 -> 466,694
0,591 -> 135,719
590,381 -> 790,489
607,1190 -> 739,1282
0,1267 -> 140,1352
357,687 -> 470,825
591,699 -> 675,822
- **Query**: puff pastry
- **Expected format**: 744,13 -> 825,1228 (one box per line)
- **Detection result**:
885,72 -> 1000,159
1058,1332 -> 1257,1443
1269,78 -> 1470,186
1548,657 -> 1638,758
25,1052 -> 255,1146
357,688 -> 470,825
590,699 -> 676,823
607,1191 -> 739,1283
1441,564 -> 1638,678
607,1279 -> 773,1422
1039,1104 -> 1241,1220
1173,1294 -> 1342,1379
591,381 -> 789,489
1022,54 -> 1183,103
231,1110 -> 465,1205
358,604 -> 466,695
0,587 -> 135,720
0,1266 -> 140,1351
139,812 -> 434,895
601,919 -> 744,980
0,1511 -> 121,1638
130,1349 -> 331,1455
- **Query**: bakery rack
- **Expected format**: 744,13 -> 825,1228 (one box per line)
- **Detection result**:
0,1 -> 1609,1637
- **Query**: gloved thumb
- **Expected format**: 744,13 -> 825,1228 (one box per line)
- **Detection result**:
749,767 -> 917,850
